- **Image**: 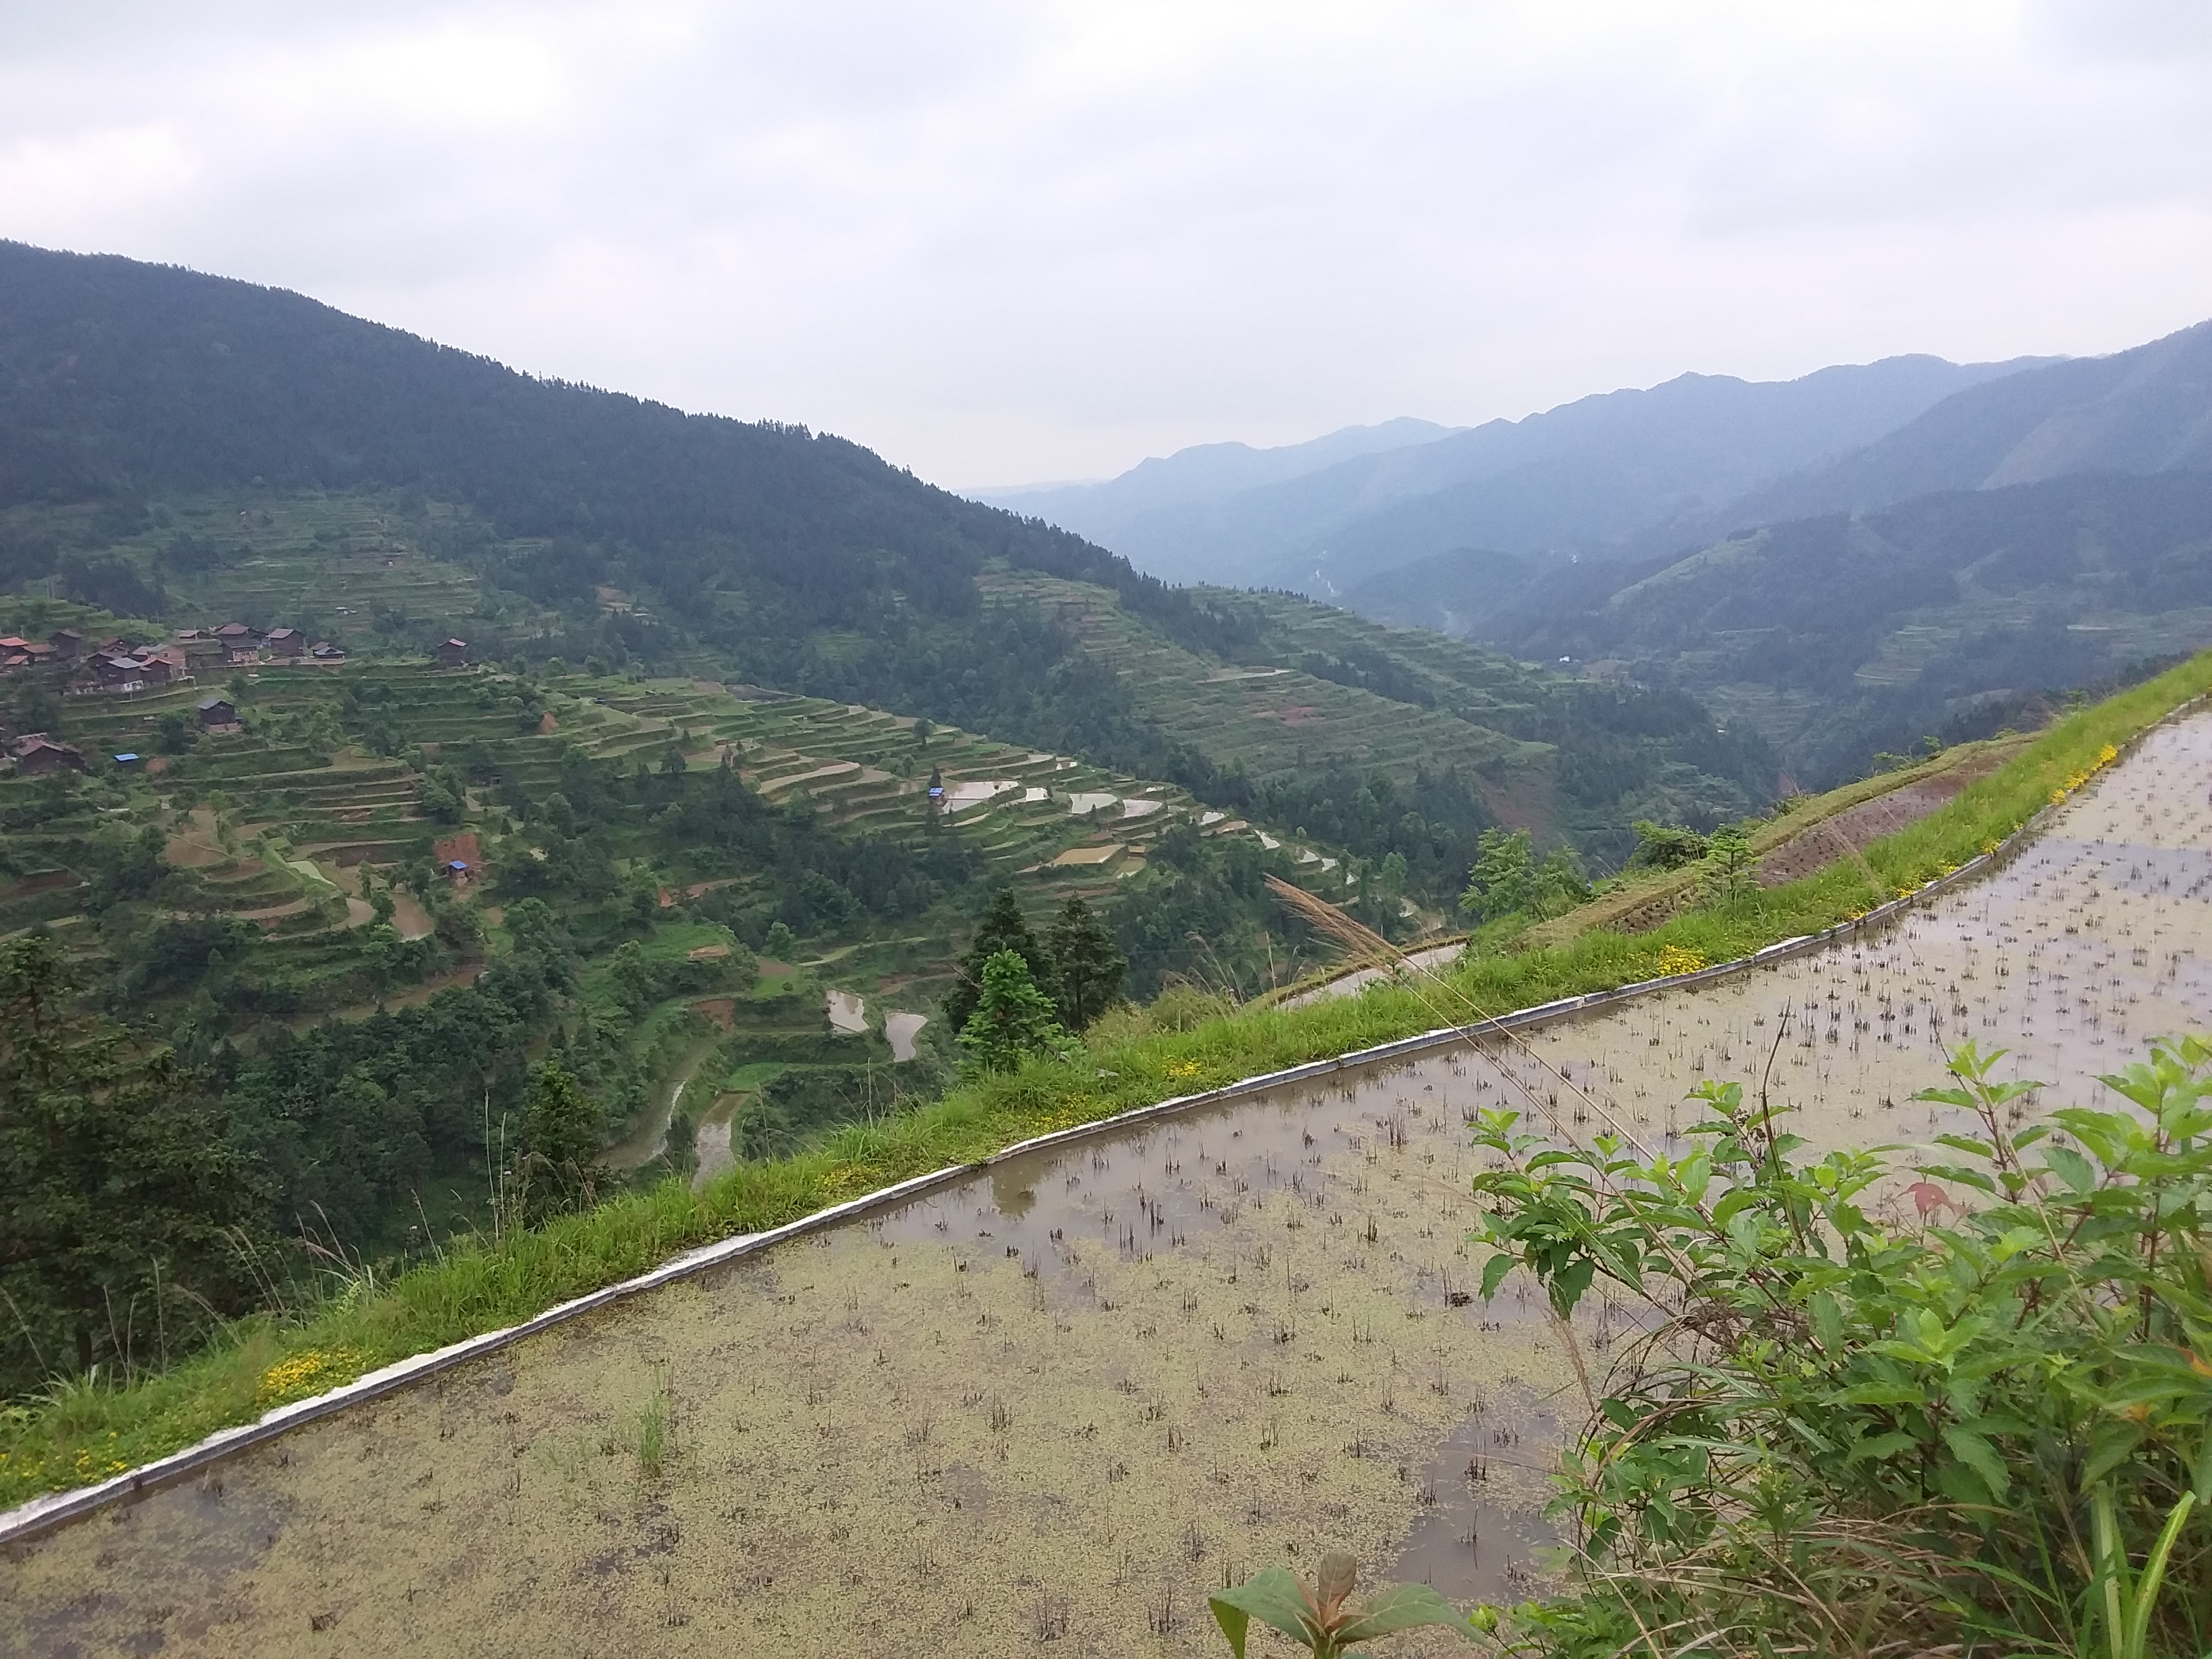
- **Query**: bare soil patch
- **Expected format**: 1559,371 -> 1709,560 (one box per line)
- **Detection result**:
1758,752 -> 2003,886
0,872 -> 80,903
432,832 -> 480,867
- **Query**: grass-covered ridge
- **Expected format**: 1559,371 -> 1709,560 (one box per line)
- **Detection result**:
5,647 -> 2211,1511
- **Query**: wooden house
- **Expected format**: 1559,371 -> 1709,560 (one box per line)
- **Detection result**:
14,737 -> 85,775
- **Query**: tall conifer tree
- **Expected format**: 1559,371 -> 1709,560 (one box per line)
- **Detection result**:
943,887 -> 1056,1034
1044,897 -> 1126,1030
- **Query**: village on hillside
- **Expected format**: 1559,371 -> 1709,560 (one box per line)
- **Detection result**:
0,623 -> 468,775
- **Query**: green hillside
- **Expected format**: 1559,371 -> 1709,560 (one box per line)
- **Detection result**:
0,612 -> 1368,1380
990,571 -> 1774,872
0,241 -> 1765,1408
1346,468 -> 2212,785
0,243 -> 1776,888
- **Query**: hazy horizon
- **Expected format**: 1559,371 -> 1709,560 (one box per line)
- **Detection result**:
7,2 -> 2209,489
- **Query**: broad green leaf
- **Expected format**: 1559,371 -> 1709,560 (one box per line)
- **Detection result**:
1209,1570 -> 1317,1658
1943,1425 -> 2010,1499
2043,1145 -> 2097,1193
1334,1582 -> 1477,1645
1809,1290 -> 1844,1349
1844,1429 -> 1920,1464
1479,1252 -> 1515,1300
2083,1420 -> 2146,1488
1988,1225 -> 2047,1263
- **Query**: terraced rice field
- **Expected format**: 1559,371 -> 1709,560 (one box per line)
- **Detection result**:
28,659 -> 1283,983
14,714 -> 2209,1658
983,571 -> 1543,790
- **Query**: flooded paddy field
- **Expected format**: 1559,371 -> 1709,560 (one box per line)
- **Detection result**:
8,714 -> 2212,1656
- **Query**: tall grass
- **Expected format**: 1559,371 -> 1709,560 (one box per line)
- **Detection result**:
3,651 -> 2209,1509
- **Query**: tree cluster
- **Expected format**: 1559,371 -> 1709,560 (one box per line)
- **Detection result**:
943,889 -> 1127,1062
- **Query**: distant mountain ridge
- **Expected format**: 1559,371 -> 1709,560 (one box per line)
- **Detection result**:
1345,320 -> 2212,649
1639,319 -> 2212,551
1345,468 -> 2212,786
981,354 -> 2049,590
975,417 -> 1459,546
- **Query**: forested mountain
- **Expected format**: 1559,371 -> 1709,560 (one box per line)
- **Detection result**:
1347,470 -> 2212,785
0,242 -> 1774,880
0,242 -> 1142,616
974,417 -> 1459,552
982,354 -> 2043,591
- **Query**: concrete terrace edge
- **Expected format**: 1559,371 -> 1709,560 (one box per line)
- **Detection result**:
3,695 -> 2198,1548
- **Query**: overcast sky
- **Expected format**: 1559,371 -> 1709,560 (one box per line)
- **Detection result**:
5,1 -> 2210,489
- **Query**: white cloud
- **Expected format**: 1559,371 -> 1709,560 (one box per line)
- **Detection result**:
1,0 -> 2207,487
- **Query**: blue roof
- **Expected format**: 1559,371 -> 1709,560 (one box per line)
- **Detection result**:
447,860 -> 470,870
113,753 -> 140,762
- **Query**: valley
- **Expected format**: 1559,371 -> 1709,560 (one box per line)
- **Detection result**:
2,239 -> 2210,1657
10,656 -> 2208,1657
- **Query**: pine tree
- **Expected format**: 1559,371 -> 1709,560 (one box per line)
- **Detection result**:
943,887 -> 1057,1035
1044,897 -> 1126,1030
0,934 -> 270,1385
957,950 -> 1072,1073
515,1063 -> 605,1221
1700,824 -> 1757,911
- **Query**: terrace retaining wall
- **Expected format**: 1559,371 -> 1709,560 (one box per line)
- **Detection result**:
3,695 -> 2196,1547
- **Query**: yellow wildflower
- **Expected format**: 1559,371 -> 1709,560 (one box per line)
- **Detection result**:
257,1348 -> 367,1406
1164,1060 -> 1202,1080
1656,945 -> 1707,976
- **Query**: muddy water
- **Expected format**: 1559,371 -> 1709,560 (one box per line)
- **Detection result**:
603,1043 -> 716,1171
884,1010 -> 927,1061
388,888 -> 435,943
9,714 -> 2212,1657
690,1093 -> 740,1191
1285,943 -> 1466,1008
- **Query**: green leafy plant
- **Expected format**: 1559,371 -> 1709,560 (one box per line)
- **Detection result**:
1459,828 -> 1588,925
1696,822 -> 1756,910
956,949 -> 1073,1073
1465,1036 -> 2212,1657
1208,1549 -> 1478,1657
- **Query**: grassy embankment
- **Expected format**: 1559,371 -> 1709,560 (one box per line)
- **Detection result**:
6,649 -> 2211,1507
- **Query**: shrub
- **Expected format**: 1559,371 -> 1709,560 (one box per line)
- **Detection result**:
1467,1036 -> 2212,1658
